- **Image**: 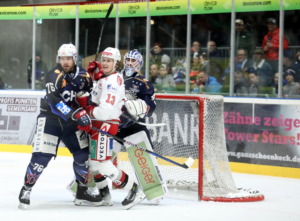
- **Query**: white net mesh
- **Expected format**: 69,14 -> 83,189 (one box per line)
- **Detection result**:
117,94 -> 264,202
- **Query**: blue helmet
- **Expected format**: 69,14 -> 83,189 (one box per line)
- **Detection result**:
123,49 -> 143,77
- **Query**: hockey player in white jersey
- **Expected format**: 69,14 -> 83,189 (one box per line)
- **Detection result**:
82,49 -> 167,206
76,47 -> 146,209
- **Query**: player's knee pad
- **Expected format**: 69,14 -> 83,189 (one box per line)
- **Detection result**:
30,152 -> 53,169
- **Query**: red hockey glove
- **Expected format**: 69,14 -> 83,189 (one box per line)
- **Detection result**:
76,92 -> 89,107
85,105 -> 95,119
87,61 -> 104,81
72,108 -> 92,133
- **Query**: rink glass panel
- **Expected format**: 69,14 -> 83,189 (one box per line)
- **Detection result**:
0,19 -> 32,90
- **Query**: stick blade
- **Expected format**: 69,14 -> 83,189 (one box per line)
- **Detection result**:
184,157 -> 195,168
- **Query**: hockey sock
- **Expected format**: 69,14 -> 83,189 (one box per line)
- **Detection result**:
24,153 -> 52,188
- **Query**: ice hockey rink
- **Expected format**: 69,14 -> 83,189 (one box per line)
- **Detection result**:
1,151 -> 299,221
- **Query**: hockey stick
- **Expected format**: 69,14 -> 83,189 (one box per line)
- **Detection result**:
95,3 -> 114,61
91,127 -> 194,169
121,113 -> 166,127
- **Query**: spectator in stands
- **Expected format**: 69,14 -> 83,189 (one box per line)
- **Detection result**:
283,69 -> 299,98
149,63 -> 160,84
234,68 -> 248,96
4,57 -> 27,89
192,69 -> 222,93
206,40 -> 222,58
206,40 -> 226,72
199,52 -> 223,82
190,54 -> 201,84
172,57 -> 186,85
271,72 -> 279,95
0,71 -> 5,89
154,63 -> 176,92
191,41 -> 203,59
262,17 -> 289,73
150,42 -> 171,66
247,68 -> 260,97
283,50 -> 300,82
27,52 -> 48,89
235,48 -> 253,73
252,48 -> 274,87
235,18 -> 256,58
295,49 -> 300,64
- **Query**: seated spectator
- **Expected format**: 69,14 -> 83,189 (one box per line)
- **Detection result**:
206,40 -> 226,68
252,48 -> 274,86
27,52 -> 48,89
172,57 -> 186,85
199,52 -> 223,83
234,69 -> 248,96
150,42 -> 171,66
271,72 -> 279,95
0,69 -> 5,89
247,68 -> 260,97
149,63 -> 159,84
190,55 -> 201,84
295,49 -> 300,64
154,64 -> 176,92
191,41 -> 203,59
192,69 -> 222,93
283,50 -> 300,82
235,48 -> 253,73
283,69 -> 299,98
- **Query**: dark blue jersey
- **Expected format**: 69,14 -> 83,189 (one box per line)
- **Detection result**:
41,64 -> 93,121
121,71 -> 156,128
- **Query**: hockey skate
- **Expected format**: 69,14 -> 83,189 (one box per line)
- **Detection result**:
122,183 -> 146,210
99,185 -> 113,206
75,185 -> 102,207
18,186 -> 31,209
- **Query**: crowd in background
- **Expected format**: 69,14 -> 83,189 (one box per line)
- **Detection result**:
148,17 -> 300,98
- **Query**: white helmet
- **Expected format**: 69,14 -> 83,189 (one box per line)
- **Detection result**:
101,47 -> 121,68
123,49 -> 143,77
56,43 -> 77,64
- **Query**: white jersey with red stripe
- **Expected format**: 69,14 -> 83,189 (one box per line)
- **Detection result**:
90,71 -> 125,121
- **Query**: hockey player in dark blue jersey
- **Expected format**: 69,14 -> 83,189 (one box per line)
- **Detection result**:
18,43 -> 102,209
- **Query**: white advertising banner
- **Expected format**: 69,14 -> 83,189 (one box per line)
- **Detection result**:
0,91 -> 45,145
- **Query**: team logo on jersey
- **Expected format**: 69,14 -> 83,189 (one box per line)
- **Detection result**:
107,84 -> 117,92
61,79 -> 67,88
56,101 -> 72,115
117,75 -> 123,86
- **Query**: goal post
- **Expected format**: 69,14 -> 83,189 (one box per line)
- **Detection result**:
117,94 -> 264,202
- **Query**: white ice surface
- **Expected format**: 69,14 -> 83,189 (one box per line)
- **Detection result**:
1,152 -> 299,221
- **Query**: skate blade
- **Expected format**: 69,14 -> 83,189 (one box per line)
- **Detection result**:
18,202 -> 29,210
124,195 -> 146,210
74,199 -> 102,207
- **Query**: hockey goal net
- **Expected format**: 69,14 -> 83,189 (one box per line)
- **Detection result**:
117,94 -> 264,202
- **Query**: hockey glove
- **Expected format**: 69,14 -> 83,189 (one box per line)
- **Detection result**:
88,61 -> 105,81
125,99 -> 149,120
72,108 -> 92,133
85,105 -> 96,119
76,91 -> 90,108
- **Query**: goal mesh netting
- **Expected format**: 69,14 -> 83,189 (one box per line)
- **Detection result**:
117,94 -> 264,202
